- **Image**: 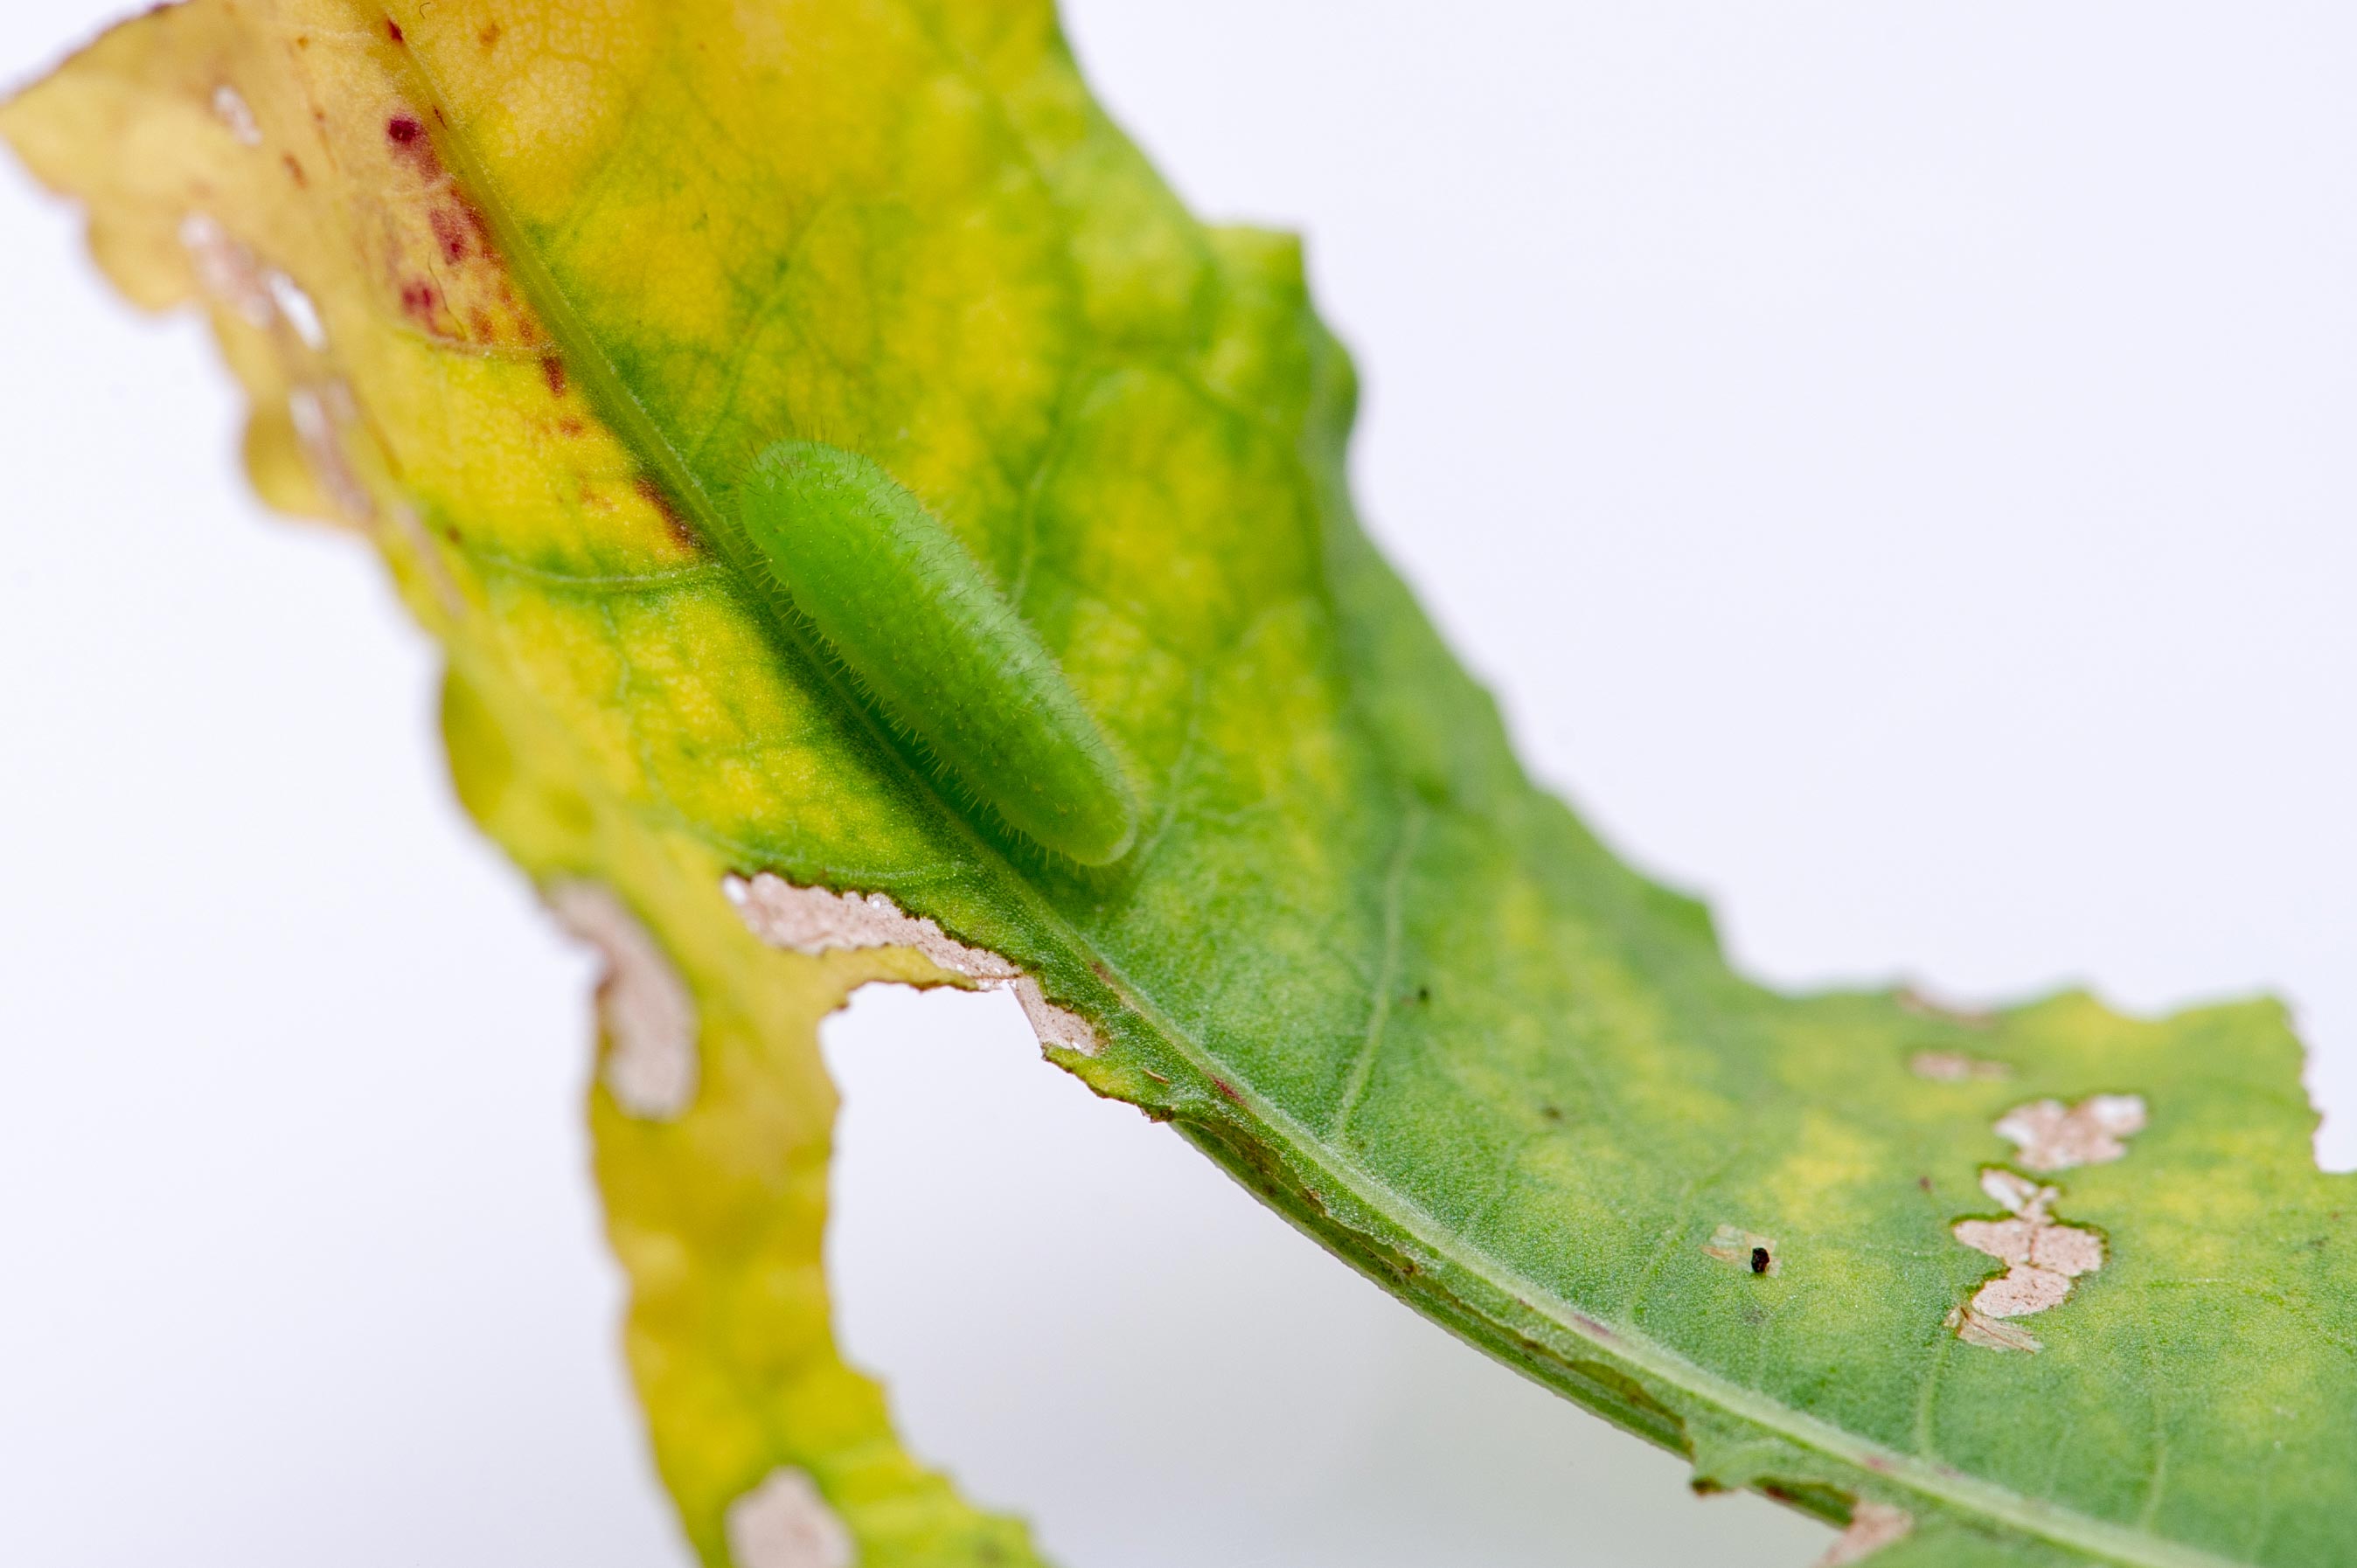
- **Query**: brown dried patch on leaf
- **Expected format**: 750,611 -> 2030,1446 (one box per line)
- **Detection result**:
1700,1223 -> 1779,1275
725,871 -> 1101,1057
723,1467 -> 855,1568
1996,1093 -> 2146,1173
547,880 -> 699,1119
1818,1501 -> 1913,1566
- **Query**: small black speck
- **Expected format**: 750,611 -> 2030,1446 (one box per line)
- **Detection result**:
1539,1105 -> 1562,1122
1749,1245 -> 1770,1274
1917,1175 -> 1932,1193
1416,986 -> 1431,1003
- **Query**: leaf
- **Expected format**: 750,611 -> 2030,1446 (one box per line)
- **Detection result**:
6,3 -> 2351,1565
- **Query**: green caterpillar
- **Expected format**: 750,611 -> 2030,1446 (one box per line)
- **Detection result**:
739,440 -> 1140,866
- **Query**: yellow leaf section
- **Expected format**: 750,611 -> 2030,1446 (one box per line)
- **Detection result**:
3,5 -> 1048,1565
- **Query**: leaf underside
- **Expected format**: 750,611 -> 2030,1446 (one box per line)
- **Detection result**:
7,3 -> 2352,1565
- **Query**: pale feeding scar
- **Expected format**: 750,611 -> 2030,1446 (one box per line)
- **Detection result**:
723,871 -> 1102,1057
210,83 -> 261,146
1910,1051 -> 2010,1084
725,1467 -> 856,1568
1818,1501 -> 1912,1567
1701,1223 -> 1779,1276
1944,1094 -> 2145,1352
546,880 -> 699,1120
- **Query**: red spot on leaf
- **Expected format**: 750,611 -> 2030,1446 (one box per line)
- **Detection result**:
386,19 -> 405,44
386,114 -> 441,177
635,477 -> 701,552
400,280 -> 440,317
428,207 -> 470,261
539,355 -> 567,398
461,201 -> 496,253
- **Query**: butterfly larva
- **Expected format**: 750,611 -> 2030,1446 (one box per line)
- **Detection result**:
739,440 -> 1140,866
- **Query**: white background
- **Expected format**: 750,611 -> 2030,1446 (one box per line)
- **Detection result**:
4,3 -> 2354,1565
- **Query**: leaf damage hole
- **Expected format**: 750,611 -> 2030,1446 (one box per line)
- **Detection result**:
180,214 -> 330,373
179,212 -> 275,330
1897,985 -> 1994,1029
287,384 -> 374,524
724,871 -> 1101,1058
546,880 -> 699,1120
725,1467 -> 855,1568
265,270 -> 327,350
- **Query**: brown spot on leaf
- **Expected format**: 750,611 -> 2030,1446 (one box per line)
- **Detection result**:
282,152 -> 307,186
539,354 -> 567,398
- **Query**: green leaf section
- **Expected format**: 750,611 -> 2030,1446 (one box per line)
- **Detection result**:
9,2 -> 2354,1564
